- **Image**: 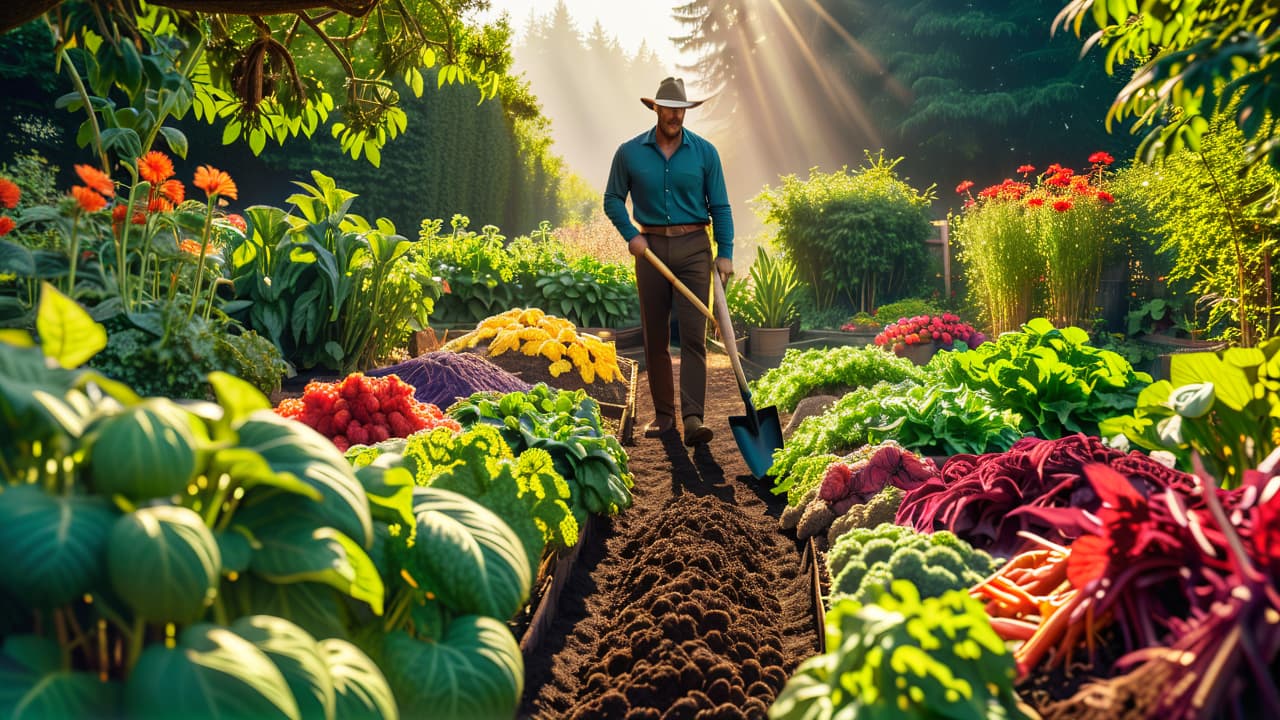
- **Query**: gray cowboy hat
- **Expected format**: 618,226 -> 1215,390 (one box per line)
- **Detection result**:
641,77 -> 705,109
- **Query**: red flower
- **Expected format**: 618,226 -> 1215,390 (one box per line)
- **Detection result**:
74,165 -> 114,197
0,216 -> 14,236
71,185 -> 107,213
161,179 -> 185,205
138,151 -> 175,184
225,213 -> 246,232
1052,199 -> 1073,212
1016,164 -> 1035,175
0,178 -> 19,209
1026,197 -> 1044,207
148,196 -> 173,214
1096,191 -> 1115,204
193,165 -> 238,200
1088,151 -> 1114,165
955,180 -> 974,194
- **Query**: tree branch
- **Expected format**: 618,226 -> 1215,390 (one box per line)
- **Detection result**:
2,0 -> 379,35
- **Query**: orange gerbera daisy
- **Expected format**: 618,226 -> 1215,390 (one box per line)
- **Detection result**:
74,164 -> 114,197
71,185 -> 108,213
161,179 -> 185,205
148,196 -> 173,214
0,178 -> 19,209
138,151 -> 175,184
193,165 -> 237,200
0,216 -> 14,236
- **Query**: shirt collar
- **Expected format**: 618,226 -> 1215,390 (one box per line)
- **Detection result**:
643,126 -> 686,149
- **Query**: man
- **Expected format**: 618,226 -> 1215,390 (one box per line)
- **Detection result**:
604,76 -> 734,447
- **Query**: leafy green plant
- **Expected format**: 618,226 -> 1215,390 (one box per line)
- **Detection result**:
753,152 -> 935,312
0,284 -> 398,718
751,344 -> 927,412
940,317 -> 1152,439
950,197 -> 1039,335
1099,339 -> 1280,489
347,424 -> 578,577
449,384 -> 634,529
770,378 -> 1023,482
226,172 -> 443,373
769,581 -> 1030,720
741,247 -> 801,328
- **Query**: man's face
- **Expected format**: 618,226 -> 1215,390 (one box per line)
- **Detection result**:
655,105 -> 686,140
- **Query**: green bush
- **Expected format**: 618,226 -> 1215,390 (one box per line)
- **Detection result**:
1108,100 -> 1280,345
872,297 -> 943,324
753,151 -> 935,313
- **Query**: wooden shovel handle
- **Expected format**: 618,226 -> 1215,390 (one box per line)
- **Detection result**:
641,248 -> 752,397
642,248 -> 716,324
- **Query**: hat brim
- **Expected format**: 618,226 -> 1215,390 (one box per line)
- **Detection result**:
641,97 -> 704,110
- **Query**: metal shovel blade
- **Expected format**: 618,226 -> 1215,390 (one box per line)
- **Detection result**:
730,402 -> 784,479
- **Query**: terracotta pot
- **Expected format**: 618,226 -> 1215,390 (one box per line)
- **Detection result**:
894,342 -> 939,366
750,326 -> 791,359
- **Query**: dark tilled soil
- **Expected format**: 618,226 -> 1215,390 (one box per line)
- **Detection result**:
520,353 -> 818,719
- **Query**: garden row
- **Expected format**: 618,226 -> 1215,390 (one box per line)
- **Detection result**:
750,320 -> 1279,719
0,290 -> 641,719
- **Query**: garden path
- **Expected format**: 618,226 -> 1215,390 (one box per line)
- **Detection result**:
520,353 -> 819,719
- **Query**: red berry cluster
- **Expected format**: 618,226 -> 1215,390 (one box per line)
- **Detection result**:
873,313 -> 987,354
275,373 -> 460,451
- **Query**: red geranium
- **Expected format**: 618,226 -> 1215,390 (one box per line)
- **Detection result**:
1088,151 -> 1114,165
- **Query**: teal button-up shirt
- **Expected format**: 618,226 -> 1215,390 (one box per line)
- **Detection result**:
603,127 -> 734,259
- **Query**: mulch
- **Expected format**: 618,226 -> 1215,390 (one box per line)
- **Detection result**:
519,352 -> 819,719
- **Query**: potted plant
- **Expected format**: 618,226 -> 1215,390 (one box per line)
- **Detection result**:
741,248 -> 801,358
874,313 -> 987,365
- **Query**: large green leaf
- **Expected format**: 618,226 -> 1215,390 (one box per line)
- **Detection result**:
0,635 -> 121,719
208,371 -> 272,429
380,618 -> 522,720
247,516 -> 384,615
126,623 -> 299,720
230,616 -> 335,720
107,505 -> 221,623
318,638 -> 397,720
0,485 -> 116,608
88,399 -> 201,501
1172,352 -> 1252,411
236,411 -> 373,548
405,487 -> 531,620
230,577 -> 349,642
35,282 -> 106,369
0,343 -> 79,444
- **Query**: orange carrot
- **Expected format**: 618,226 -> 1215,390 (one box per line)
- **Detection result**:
988,616 -> 1039,641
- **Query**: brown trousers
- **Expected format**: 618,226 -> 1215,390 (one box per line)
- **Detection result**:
635,230 -> 711,422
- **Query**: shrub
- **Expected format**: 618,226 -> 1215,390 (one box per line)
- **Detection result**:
753,151 -> 935,313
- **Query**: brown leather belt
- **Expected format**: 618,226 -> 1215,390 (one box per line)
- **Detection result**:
640,223 -> 707,237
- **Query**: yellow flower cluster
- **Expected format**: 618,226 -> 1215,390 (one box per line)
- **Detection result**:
451,308 -> 625,384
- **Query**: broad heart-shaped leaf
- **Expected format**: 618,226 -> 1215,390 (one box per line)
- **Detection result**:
0,344 -> 81,444
126,623 -> 299,720
229,616 -> 335,720
107,505 -> 221,623
0,635 -> 121,719
35,282 -> 106,369
406,487 -> 531,620
231,576 -> 349,642
379,619 -> 522,720
1172,352 -> 1253,411
206,447 -> 324,499
0,485 -> 116,608
318,638 -> 398,720
237,411 -> 373,549
353,460 -> 415,527
216,528 -> 254,575
246,516 -> 384,615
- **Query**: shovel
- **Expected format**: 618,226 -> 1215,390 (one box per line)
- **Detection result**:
642,248 -> 784,478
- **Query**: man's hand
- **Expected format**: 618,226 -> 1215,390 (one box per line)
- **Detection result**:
627,235 -> 649,258
715,257 -> 733,285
